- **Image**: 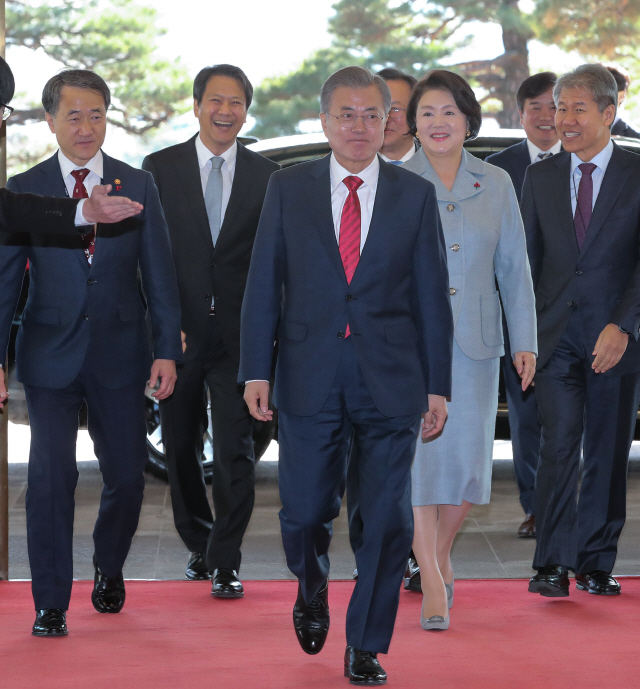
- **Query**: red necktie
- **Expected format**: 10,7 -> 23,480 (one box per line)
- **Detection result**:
339,176 -> 363,337
71,168 -> 95,262
574,163 -> 597,251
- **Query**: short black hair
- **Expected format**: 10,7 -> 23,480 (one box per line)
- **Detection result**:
605,65 -> 631,93
42,70 -> 111,116
0,56 -> 15,106
376,68 -> 417,92
193,64 -> 253,108
516,72 -> 557,112
406,69 -> 482,140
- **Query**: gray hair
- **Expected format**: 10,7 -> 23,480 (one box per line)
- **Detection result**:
320,66 -> 391,114
553,64 -> 617,120
43,69 -> 111,116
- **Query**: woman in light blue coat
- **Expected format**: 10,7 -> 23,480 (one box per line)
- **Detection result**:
403,71 -> 537,630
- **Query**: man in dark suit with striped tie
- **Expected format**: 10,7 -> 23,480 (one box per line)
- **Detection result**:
486,72 -> 560,539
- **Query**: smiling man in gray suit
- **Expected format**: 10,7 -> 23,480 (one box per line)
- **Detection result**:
524,64 -> 640,598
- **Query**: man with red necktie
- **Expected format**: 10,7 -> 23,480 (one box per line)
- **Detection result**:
239,66 -> 453,685
523,64 -> 640,599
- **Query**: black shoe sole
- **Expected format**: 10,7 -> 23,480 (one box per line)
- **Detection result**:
517,533 -> 536,539
185,573 -> 212,581
403,577 -> 421,593
575,582 -> 620,595
528,580 -> 569,597
32,629 -> 68,637
211,590 -> 244,598
344,667 -> 387,685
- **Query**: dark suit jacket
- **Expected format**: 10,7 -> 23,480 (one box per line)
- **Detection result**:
486,140 -> 531,204
522,142 -> 640,375
612,118 -> 640,139
0,151 -> 183,389
239,154 -> 454,418
142,136 -> 279,363
0,187 -> 82,233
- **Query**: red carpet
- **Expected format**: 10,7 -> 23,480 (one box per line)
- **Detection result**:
1,578 -> 640,688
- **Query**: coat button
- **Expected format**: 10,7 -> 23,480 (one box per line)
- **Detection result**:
447,204 -> 455,212
83,313 -> 89,320
205,294 -> 212,300
451,244 -> 460,252
337,331 -> 345,338
345,295 -> 353,301
567,301 -> 574,307
87,279 -> 96,285
450,287 -> 457,295
575,270 -> 583,276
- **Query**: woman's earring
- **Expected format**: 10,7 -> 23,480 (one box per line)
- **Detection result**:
466,130 -> 471,137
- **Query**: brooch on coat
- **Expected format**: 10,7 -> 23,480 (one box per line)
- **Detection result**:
474,182 -> 480,188
114,178 -> 122,191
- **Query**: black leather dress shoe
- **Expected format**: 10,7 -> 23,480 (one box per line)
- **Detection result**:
403,555 -> 421,593
32,609 -> 68,637
185,552 -> 211,581
575,570 -> 621,595
211,568 -> 244,598
528,565 -> 570,597
293,581 -> 329,655
344,646 -> 387,685
91,555 -> 126,613
517,514 -> 536,538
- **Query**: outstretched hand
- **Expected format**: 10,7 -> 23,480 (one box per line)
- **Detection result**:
82,184 -> 144,224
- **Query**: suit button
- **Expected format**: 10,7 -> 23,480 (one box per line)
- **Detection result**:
450,287 -> 457,295
83,313 -> 89,320
205,294 -> 212,300
576,270 -> 583,276
337,331 -> 345,338
447,204 -> 455,212
451,244 -> 460,252
345,295 -> 353,301
567,301 -> 574,307
87,279 -> 96,285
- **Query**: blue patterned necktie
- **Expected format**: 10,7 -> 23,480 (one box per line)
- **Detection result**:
389,160 -> 403,166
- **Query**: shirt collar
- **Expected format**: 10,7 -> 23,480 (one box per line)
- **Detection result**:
58,148 -> 103,179
329,153 -> 380,193
526,138 -> 562,163
570,138 -> 614,175
379,143 -> 416,164
196,134 -> 237,170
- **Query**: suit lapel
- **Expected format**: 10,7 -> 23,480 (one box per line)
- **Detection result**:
218,142 -> 251,246
550,152 -> 580,259
580,144 -> 632,256
307,155 -> 348,284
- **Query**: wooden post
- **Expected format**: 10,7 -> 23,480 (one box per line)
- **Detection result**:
0,0 -> 9,581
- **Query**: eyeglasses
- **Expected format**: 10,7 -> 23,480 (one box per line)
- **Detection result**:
0,104 -> 13,122
388,107 -> 406,119
325,112 -> 385,129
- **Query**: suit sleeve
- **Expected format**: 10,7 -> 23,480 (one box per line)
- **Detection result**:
521,168 -> 543,290
137,172 -> 183,362
0,186 -> 82,234
610,208 -> 640,341
141,155 -> 160,192
493,172 -> 538,356
238,173 -> 285,383
413,182 -> 453,398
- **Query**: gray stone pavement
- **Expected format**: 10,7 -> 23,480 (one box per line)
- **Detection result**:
7,452 -> 640,581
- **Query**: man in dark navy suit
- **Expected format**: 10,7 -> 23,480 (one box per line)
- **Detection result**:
606,65 -> 640,139
486,72 -> 559,538
0,70 -> 182,636
239,67 -> 453,685
524,64 -> 640,598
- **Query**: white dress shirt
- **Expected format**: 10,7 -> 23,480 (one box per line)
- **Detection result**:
195,135 -> 237,226
58,149 -> 104,226
379,143 -> 417,165
526,138 -> 562,164
330,153 -> 379,251
570,139 -> 614,215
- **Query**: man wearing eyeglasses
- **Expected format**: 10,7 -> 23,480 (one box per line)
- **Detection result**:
239,66 -> 452,685
376,68 -> 419,164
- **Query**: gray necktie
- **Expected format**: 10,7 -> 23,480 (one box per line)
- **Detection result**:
537,152 -> 553,161
204,156 -> 224,247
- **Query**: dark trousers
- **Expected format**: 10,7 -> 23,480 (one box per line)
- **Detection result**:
24,354 -> 147,610
160,315 -> 255,572
500,318 -> 541,515
278,337 -> 420,653
533,309 -> 640,573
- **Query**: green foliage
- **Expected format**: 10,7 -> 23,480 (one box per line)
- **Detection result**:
7,0 -> 192,135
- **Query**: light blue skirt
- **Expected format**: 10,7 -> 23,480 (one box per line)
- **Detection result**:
411,339 -> 499,506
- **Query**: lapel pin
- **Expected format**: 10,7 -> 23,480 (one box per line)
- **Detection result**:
474,182 -> 480,188
114,178 -> 122,191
